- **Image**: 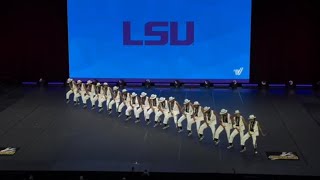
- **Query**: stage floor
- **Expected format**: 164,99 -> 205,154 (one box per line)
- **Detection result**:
1,85 -> 320,176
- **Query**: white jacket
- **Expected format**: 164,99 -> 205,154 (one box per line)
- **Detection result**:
205,110 -> 216,125
220,113 -> 232,126
233,116 -> 245,131
248,120 -> 259,136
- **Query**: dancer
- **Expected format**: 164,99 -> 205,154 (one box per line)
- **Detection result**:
108,86 -> 121,114
213,109 -> 232,145
177,99 -> 194,133
162,97 -> 181,129
227,110 -> 246,149
198,107 -> 217,141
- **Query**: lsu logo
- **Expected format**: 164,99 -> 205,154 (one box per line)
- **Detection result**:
123,21 -> 194,46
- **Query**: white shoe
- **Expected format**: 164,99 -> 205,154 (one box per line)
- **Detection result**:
254,150 -> 258,154
125,116 -> 131,121
240,147 -> 247,153
187,131 -> 192,137
83,104 -> 87,108
153,123 -> 159,127
215,140 -> 220,145
108,110 -> 112,115
91,106 -> 95,110
98,108 -> 103,112
146,121 -> 151,125
178,128 -> 183,133
66,99 -> 70,104
162,125 -> 169,130
135,119 -> 140,123
118,113 -> 122,117
199,136 -> 204,141
227,144 -> 233,149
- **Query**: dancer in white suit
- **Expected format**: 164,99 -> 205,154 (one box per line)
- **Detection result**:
162,97 -> 181,130
125,92 -> 140,121
177,99 -> 193,133
118,89 -> 131,117
89,82 -> 99,109
104,83 -> 113,108
147,94 -> 159,126
240,115 -> 259,154
80,80 -> 91,108
198,107 -> 217,141
73,80 -> 82,106
187,101 -> 203,136
66,78 -> 74,103
138,92 -> 151,124
155,97 -> 168,127
97,83 -> 106,112
108,86 -> 120,114
214,109 -> 232,145
227,110 -> 246,149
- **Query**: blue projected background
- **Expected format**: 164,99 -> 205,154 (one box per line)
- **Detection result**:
67,0 -> 251,80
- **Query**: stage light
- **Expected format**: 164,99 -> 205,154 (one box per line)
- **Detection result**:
230,80 -> 238,89
259,80 -> 269,89
143,79 -> 153,89
286,80 -> 296,89
117,79 -> 126,88
313,81 -> 320,90
173,80 -> 181,88
37,77 -> 47,86
202,80 -> 212,88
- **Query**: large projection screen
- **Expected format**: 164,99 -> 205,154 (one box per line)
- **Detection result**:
67,0 -> 252,81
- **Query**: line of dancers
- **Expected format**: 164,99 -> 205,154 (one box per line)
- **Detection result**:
66,78 -> 265,154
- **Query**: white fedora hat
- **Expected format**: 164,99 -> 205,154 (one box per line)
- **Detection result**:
131,92 -> 137,97
122,89 -> 127,93
159,97 -> 165,102
96,82 -> 101,86
235,110 -> 240,114
150,94 -> 157,99
113,86 -> 119,90
103,82 -> 108,86
183,99 -> 190,104
140,92 -> 147,97
77,80 -> 82,84
249,114 -> 256,119
169,96 -> 175,101
193,101 -> 200,105
220,109 -> 227,115
203,106 -> 211,112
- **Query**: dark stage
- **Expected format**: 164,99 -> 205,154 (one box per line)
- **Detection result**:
1,85 -> 320,177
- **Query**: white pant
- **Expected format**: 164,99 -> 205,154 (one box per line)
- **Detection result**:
143,107 -> 151,120
98,95 -> 106,108
118,102 -> 128,113
241,132 -> 257,148
105,97 -> 112,107
147,107 -> 159,121
73,92 -> 81,102
66,90 -> 73,100
214,124 -> 231,140
126,106 -> 142,117
81,92 -> 90,104
155,110 -> 165,122
90,93 -> 98,106
108,99 -> 120,111
163,111 -> 179,125
198,122 -> 216,140
177,114 -> 192,128
187,117 -> 203,132
229,129 -> 244,144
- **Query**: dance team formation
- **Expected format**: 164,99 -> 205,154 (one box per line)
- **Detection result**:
66,78 -> 265,154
